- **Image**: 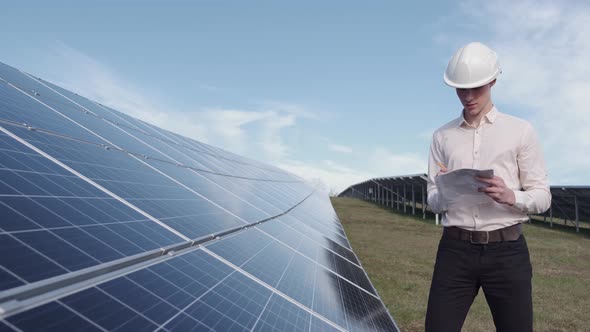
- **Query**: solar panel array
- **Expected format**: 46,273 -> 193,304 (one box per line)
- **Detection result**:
338,174 -> 428,219
540,186 -> 590,232
341,174 -> 589,232
0,62 -> 398,332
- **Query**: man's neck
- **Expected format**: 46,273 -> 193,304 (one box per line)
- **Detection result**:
464,102 -> 494,127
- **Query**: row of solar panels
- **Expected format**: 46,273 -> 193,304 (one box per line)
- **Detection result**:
338,174 -> 428,219
0,61 -> 398,331
339,174 -> 589,231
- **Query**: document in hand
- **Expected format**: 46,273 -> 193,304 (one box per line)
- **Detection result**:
435,168 -> 495,208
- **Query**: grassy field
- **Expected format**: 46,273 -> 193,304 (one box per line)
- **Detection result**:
331,197 -> 590,332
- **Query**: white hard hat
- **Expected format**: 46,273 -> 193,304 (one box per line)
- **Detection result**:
444,42 -> 501,89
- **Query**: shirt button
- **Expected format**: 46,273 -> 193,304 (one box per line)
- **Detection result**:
475,214 -> 479,218
475,151 -> 479,154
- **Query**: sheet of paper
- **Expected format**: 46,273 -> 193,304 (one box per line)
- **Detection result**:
435,168 -> 494,208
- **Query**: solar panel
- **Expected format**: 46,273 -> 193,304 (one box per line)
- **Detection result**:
0,62 -> 399,331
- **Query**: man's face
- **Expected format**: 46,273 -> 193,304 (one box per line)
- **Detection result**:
456,80 -> 495,120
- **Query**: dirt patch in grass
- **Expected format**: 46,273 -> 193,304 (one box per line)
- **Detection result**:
332,197 -> 590,332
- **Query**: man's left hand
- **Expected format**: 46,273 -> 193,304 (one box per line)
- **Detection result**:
476,175 -> 516,206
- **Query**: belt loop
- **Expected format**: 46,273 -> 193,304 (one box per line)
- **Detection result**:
500,229 -> 505,241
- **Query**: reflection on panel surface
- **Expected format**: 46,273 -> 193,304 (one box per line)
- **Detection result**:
0,61 -> 397,331
206,228 -> 394,331
253,294 -> 311,331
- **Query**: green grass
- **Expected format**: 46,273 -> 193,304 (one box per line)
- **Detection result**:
331,197 -> 590,332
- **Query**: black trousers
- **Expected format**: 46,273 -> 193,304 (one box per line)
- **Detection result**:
425,233 -> 533,332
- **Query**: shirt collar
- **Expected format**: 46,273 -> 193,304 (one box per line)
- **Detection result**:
457,106 -> 499,128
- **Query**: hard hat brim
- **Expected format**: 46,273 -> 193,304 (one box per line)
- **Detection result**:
443,69 -> 501,89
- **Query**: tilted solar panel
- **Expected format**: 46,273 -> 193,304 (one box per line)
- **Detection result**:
0,61 -> 399,331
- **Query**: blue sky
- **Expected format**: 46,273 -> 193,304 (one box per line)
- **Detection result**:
1,0 -> 589,193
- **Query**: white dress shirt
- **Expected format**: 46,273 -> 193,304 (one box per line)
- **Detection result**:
427,107 -> 551,231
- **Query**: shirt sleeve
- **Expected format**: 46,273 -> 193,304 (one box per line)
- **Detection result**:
427,131 -> 447,214
512,123 -> 552,214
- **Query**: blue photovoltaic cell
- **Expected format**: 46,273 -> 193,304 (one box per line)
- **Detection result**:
206,229 -> 274,267
256,220 -> 365,287
257,219 -> 322,262
4,125 -> 247,239
33,78 -> 160,136
338,277 -> 397,331
5,249 -> 234,331
64,249 -> 233,329
252,293 -> 311,332
242,240 -> 296,287
257,217 -> 360,266
174,271 -> 271,331
0,267 -> 24,292
310,315 -> 342,332
6,301 -> 103,332
141,158 -> 274,222
63,287 -> 158,331
0,322 -> 13,332
161,314 -> 213,331
0,131 -> 183,287
0,61 -> 398,331
312,269 -> 348,329
198,173 -> 287,215
206,227 -> 384,331
287,206 -> 351,249
0,81 -> 99,145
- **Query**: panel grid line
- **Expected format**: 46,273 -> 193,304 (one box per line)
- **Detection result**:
56,300 -> 110,332
254,227 -> 378,300
0,125 -> 191,241
250,247 -> 297,331
1,318 -> 25,332
0,187 -> 317,321
201,247 -> 347,332
153,270 -> 238,332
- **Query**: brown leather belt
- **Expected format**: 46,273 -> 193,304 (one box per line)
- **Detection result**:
443,223 -> 522,244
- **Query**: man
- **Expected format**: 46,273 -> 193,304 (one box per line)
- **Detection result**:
425,42 -> 551,332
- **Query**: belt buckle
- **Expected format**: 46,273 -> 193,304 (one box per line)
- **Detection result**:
470,231 -> 489,244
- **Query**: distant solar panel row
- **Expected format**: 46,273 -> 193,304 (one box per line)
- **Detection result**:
338,174 -> 429,220
341,174 -> 589,233
0,62 -> 398,331
538,186 -> 590,232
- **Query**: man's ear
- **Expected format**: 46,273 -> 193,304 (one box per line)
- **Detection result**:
489,79 -> 497,88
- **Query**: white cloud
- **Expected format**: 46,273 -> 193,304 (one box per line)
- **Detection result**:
256,111 -> 296,162
450,0 -> 590,184
328,144 -> 353,153
198,109 -> 270,154
257,100 -> 320,121
276,159 -> 373,196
